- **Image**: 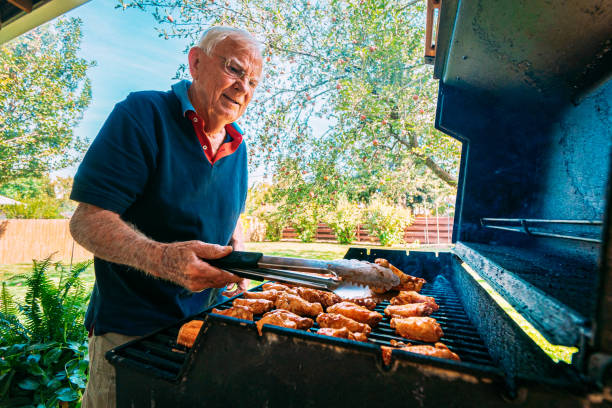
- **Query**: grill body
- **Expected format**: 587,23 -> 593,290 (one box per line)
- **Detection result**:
108,250 -> 599,407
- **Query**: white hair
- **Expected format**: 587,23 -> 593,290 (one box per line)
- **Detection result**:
197,26 -> 261,57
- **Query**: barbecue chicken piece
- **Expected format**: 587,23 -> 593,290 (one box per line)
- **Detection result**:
316,313 -> 372,335
402,342 -> 459,361
390,317 -> 443,342
243,289 -> 281,302
211,306 -> 254,321
373,258 -> 426,293
176,320 -> 204,348
389,340 -> 459,361
390,291 -> 439,311
275,292 -> 323,317
295,287 -> 342,308
256,309 -> 314,335
262,282 -> 296,292
326,302 -> 383,327
349,297 -> 379,310
232,298 -> 274,315
317,327 -> 368,342
384,303 -> 434,318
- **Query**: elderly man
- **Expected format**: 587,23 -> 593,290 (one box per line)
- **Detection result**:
69,27 -> 262,407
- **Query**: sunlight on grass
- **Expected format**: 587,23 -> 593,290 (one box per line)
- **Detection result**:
0,262 -> 96,301
461,262 -> 578,364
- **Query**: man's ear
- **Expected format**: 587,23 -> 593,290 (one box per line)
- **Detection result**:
188,47 -> 201,80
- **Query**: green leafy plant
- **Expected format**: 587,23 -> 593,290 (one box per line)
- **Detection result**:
0,257 -> 92,407
1,18 -> 94,185
290,203 -> 320,243
324,195 -> 362,244
364,196 -> 412,246
1,197 -> 64,219
253,204 -> 286,241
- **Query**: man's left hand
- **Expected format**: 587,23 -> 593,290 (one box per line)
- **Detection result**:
222,279 -> 248,297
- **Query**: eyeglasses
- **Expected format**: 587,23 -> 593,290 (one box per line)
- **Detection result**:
214,54 -> 259,89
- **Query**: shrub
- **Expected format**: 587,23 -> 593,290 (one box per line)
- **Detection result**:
291,203 -> 319,243
324,195 -> 362,244
0,257 -> 92,407
364,197 -> 412,246
253,204 -> 286,241
1,197 -> 64,219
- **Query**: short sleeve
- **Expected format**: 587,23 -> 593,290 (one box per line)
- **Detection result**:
70,102 -> 158,214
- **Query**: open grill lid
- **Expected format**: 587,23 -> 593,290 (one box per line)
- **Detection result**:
428,0 -> 612,359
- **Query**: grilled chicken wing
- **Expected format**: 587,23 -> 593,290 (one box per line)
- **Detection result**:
390,291 -> 439,311
256,309 -> 314,335
211,305 -> 254,321
401,342 -> 459,361
390,317 -> 443,342
176,320 -> 204,348
316,313 -> 372,335
381,341 -> 459,365
295,287 -> 342,308
326,301 -> 383,327
275,292 -> 323,317
262,282 -> 296,292
232,298 -> 274,315
317,327 -> 368,342
384,303 -> 434,318
349,297 -> 379,310
373,258 -> 426,293
243,289 -> 281,302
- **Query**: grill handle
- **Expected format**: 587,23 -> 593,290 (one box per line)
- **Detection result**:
208,251 -> 263,269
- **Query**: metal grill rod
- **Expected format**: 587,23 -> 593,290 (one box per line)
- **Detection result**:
480,217 -> 602,243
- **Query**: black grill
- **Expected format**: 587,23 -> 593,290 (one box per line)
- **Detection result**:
109,276 -> 495,385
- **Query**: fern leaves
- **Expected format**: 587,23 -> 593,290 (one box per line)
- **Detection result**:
0,282 -> 29,345
1,257 -> 92,344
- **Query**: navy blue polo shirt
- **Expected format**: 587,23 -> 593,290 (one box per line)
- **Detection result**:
70,80 -> 248,336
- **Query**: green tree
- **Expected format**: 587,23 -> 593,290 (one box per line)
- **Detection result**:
0,175 -> 76,219
0,18 -> 94,185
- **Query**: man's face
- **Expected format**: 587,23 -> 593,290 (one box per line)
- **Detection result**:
188,38 -> 262,126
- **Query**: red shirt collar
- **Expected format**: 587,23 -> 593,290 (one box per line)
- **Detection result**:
185,110 -> 243,165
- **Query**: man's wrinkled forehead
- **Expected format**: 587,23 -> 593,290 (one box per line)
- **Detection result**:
213,37 -> 263,76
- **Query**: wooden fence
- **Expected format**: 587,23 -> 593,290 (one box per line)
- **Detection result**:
281,216 -> 453,244
0,216 -> 454,264
0,219 -> 91,264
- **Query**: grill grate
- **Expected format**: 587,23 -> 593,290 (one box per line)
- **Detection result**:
110,277 -> 496,381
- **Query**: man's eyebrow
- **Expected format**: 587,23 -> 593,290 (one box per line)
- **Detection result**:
229,57 -> 260,77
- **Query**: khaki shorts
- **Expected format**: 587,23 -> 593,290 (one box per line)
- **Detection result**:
82,332 -> 140,408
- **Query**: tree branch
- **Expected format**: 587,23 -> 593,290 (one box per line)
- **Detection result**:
389,131 -> 457,187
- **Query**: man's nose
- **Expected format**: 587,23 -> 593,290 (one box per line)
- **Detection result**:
233,76 -> 250,93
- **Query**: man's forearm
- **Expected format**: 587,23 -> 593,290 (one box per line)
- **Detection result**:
69,203 -> 164,276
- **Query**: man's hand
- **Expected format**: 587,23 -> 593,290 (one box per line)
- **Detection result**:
157,241 -> 241,292
69,203 -> 242,293
221,279 -> 249,297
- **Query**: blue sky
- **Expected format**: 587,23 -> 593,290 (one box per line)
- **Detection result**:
54,1 -> 192,176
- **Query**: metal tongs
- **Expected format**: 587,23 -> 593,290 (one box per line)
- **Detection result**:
208,251 -> 400,295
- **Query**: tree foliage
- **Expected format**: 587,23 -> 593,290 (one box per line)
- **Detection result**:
119,0 -> 460,216
0,18 -> 94,185
0,175 -> 76,219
